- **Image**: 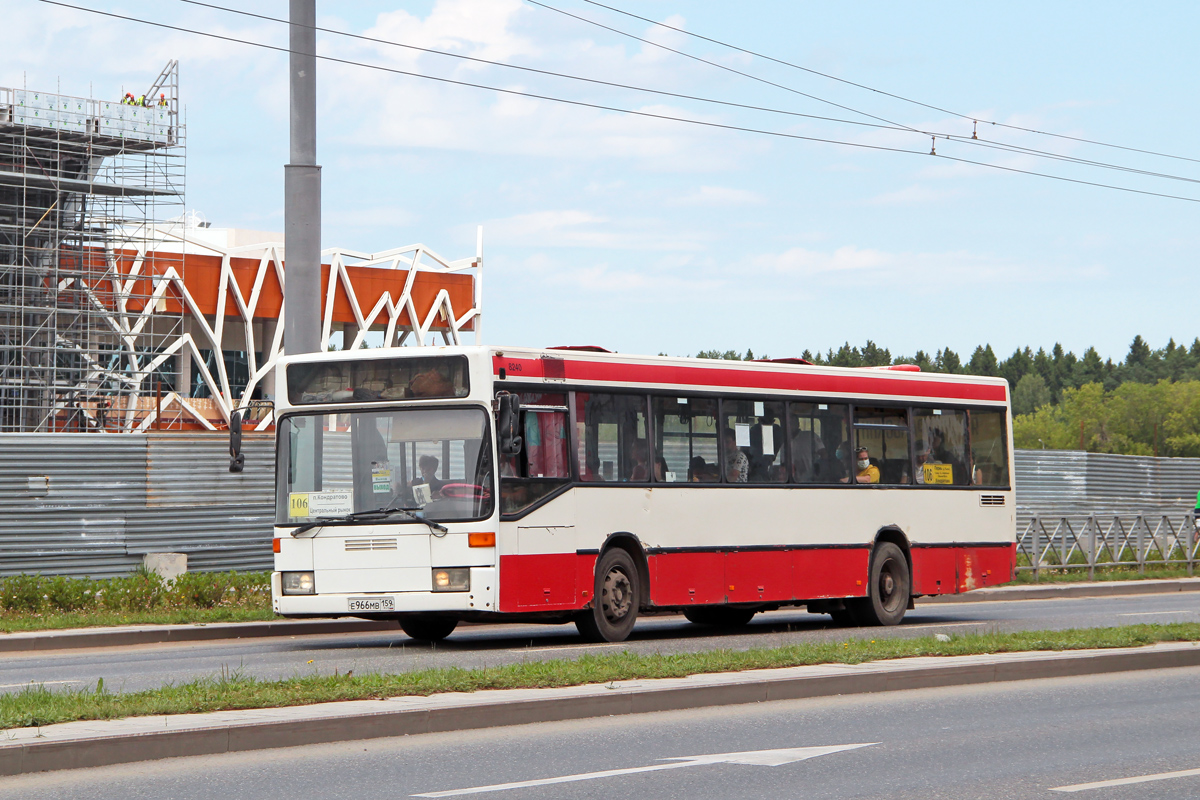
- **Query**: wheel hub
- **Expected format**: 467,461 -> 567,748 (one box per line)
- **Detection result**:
601,568 -> 632,622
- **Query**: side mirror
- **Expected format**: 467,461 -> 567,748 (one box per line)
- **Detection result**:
229,410 -> 245,473
496,392 -> 523,456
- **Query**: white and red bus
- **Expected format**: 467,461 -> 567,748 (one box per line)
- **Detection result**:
266,345 -> 1014,642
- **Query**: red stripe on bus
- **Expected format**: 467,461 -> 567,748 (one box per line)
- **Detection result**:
497,544 -> 1015,612
493,355 -> 1007,403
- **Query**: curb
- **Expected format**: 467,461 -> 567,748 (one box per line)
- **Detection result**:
0,619 -> 398,654
3,642 -> 1199,776
919,578 -> 1200,604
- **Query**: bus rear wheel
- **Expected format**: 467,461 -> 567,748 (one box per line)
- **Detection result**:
576,548 -> 640,643
852,542 -> 910,626
683,606 -> 757,627
399,615 -> 458,642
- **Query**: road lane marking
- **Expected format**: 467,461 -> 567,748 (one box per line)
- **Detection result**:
412,743 -> 878,797
511,643 -> 630,654
0,680 -> 79,689
1050,766 -> 1200,792
1117,610 -> 1195,617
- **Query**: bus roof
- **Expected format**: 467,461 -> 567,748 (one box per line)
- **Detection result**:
275,345 -> 1009,407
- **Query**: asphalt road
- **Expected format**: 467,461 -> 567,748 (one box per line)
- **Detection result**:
7,664 -> 1200,799
5,590 -> 1200,694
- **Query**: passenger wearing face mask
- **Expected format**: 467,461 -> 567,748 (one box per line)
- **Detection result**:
852,446 -> 880,484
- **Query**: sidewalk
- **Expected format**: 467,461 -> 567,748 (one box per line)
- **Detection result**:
1,578 -> 1197,653
4,641 -> 1199,777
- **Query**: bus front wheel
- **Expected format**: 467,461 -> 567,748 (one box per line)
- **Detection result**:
576,548 -> 640,642
399,615 -> 458,642
853,542 -> 910,626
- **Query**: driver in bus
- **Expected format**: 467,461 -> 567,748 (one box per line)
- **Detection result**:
410,455 -> 447,496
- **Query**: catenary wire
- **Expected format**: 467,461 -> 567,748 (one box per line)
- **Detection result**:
528,0 -> 1200,182
576,0 -> 1200,166
37,0 -> 1200,205
171,0 -> 922,136
176,0 -> 1200,186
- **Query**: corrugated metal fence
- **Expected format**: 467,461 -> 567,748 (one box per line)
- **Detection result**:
0,433 -> 274,578
2,436 -> 1199,578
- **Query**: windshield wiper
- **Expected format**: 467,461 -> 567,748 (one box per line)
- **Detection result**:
290,506 -> 449,537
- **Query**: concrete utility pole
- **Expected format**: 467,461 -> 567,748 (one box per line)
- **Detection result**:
284,0 -> 321,355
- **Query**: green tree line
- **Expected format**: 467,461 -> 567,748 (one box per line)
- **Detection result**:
694,337 -> 1200,456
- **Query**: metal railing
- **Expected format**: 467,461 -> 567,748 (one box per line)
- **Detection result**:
1017,512 -> 1200,580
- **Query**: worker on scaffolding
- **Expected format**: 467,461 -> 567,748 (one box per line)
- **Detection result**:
158,93 -> 168,107
122,92 -> 135,105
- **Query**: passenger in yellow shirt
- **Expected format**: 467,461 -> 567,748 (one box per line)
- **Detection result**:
853,446 -> 880,484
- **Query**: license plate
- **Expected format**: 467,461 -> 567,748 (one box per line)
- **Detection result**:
348,596 -> 395,612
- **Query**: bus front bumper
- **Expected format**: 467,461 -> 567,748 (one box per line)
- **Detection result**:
272,567 -> 497,616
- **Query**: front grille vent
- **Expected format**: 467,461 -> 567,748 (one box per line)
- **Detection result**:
345,537 -> 398,551
979,495 -> 1006,507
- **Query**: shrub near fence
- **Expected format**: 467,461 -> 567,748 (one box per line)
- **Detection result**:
0,571 -> 272,615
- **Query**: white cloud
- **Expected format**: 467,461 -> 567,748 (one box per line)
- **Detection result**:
749,244 -> 1100,286
480,209 -> 705,251
673,186 -> 765,206
865,184 -> 964,205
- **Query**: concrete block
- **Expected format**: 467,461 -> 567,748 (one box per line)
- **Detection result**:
143,553 -> 187,581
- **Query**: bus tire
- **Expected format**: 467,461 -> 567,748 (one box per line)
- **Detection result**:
399,615 -> 458,642
576,548 -> 640,642
683,606 -> 756,627
853,542 -> 910,626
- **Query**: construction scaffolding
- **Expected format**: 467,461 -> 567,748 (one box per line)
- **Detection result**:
0,62 -> 186,432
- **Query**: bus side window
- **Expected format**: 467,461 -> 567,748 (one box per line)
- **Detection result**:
653,397 -> 718,483
912,408 -> 969,486
969,410 -> 1009,487
789,402 -> 849,484
575,392 -> 648,483
500,392 -> 570,515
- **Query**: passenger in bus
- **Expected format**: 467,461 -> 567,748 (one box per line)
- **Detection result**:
841,447 -> 879,484
749,416 -> 783,481
812,438 -> 844,483
791,430 -> 817,482
913,438 -> 928,484
723,428 -> 749,483
629,440 -> 656,482
689,456 -> 718,483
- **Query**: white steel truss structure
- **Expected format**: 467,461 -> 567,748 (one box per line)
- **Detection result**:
46,223 -> 483,433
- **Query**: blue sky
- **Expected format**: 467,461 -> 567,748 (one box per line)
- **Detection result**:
6,1 -> 1199,362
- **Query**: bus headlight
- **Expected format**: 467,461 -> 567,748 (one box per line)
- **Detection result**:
282,571 -> 315,595
432,568 -> 470,592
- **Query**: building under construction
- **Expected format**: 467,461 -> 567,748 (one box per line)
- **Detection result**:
0,63 -> 185,432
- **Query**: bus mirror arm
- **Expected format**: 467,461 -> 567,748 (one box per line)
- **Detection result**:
496,392 -> 523,456
228,400 -> 273,474
229,410 -> 244,473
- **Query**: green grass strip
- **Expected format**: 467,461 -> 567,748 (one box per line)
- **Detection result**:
4,622 -> 1199,730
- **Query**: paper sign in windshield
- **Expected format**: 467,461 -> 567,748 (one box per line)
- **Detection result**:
288,490 -> 354,518
371,466 -> 392,494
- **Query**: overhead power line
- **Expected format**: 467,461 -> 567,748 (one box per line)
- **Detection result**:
179,0 -> 1200,187
173,0 -> 922,136
574,0 -> 1200,166
526,0 -> 1200,184
36,0 -> 1200,205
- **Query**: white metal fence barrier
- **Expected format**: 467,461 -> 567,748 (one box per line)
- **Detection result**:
1017,513 -> 1200,580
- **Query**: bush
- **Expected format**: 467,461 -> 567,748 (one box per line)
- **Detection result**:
0,569 -> 272,618
0,574 -> 46,613
44,576 -> 98,612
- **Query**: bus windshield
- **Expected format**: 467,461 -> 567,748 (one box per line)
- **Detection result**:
277,407 -> 494,526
